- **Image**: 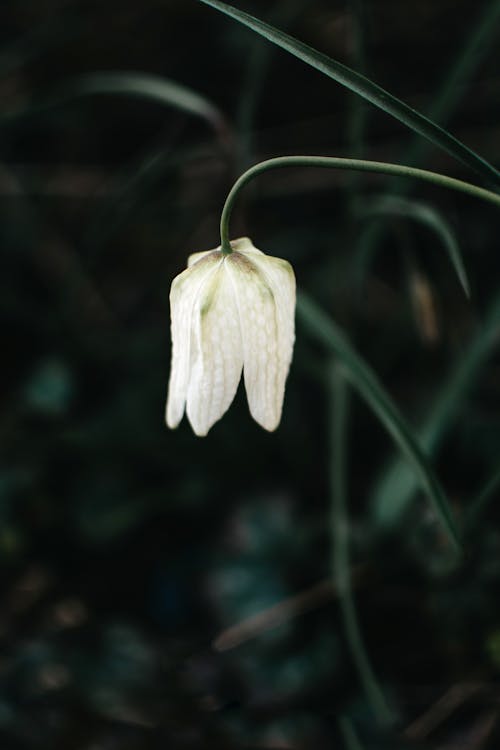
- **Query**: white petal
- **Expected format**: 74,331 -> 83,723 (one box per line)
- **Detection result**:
229,237 -> 258,254
187,249 -> 217,267
226,248 -> 295,431
165,253 -> 221,429
186,258 -> 244,436
188,239 -> 254,266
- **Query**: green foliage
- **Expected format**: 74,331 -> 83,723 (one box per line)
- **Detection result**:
2,1 -> 500,748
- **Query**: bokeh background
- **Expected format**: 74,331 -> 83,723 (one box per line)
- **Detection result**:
2,0 -> 500,747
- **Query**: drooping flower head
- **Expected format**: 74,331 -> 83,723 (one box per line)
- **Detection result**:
166,237 -> 295,436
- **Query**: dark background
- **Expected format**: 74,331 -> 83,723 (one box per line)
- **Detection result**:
1,0 -> 500,747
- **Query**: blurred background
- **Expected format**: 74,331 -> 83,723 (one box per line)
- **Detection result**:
1,0 -> 500,747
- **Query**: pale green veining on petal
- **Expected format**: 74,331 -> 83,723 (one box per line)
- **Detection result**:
166,252 -> 222,429
165,237 -> 296,435
186,260 -> 244,435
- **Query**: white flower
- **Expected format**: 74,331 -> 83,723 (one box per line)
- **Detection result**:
166,237 -> 296,436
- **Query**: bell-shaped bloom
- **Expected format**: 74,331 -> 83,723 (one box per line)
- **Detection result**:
166,237 -> 295,436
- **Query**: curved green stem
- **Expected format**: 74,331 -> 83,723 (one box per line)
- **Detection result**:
219,156 -> 500,251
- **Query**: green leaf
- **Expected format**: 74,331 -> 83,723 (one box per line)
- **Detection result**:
350,1 -> 500,293
338,717 -> 365,750
359,194 -> 470,297
403,0 -> 500,170
329,365 -> 395,726
371,292 -> 500,529
68,72 -> 224,127
198,0 -> 500,188
465,462 -> 500,533
2,71 -> 229,137
296,292 -> 461,552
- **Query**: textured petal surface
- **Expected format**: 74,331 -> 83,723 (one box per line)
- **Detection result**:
186,257 -> 244,436
229,237 -> 258,254
165,252 -> 221,429
187,249 -> 216,267
226,244 -> 295,431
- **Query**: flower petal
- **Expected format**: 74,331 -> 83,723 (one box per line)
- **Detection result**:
226,248 -> 295,431
165,253 -> 221,429
186,258 -> 244,436
229,237 -> 258,254
187,249 -> 215,267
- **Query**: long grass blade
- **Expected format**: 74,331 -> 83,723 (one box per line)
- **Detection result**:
371,292 -> 500,528
338,716 -> 365,750
330,364 -> 395,726
358,194 -> 470,297
68,72 -> 224,127
465,463 -> 500,533
404,0 -> 500,170
2,71 -> 229,140
297,292 -> 461,552
351,1 -> 500,280
197,0 -> 500,187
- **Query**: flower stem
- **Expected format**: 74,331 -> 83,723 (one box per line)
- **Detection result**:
221,237 -> 233,254
219,155 -> 500,248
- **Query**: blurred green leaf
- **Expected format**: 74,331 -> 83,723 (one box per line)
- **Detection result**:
357,194 -> 470,297
338,716 -> 365,750
67,72 -> 226,130
404,0 -> 500,169
465,462 -> 500,533
371,292 -> 500,529
297,292 -> 461,552
2,71 -> 229,139
330,365 -> 394,726
350,1 -> 500,294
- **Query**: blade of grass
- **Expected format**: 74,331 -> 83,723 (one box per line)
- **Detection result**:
1,71 -> 230,143
357,194 -> 470,297
330,364 -> 395,726
297,292 -> 461,552
338,715 -> 365,750
464,462 -> 500,533
68,72 -> 226,130
351,0 -> 500,280
404,0 -> 500,170
197,0 -> 500,187
371,292 -> 500,529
